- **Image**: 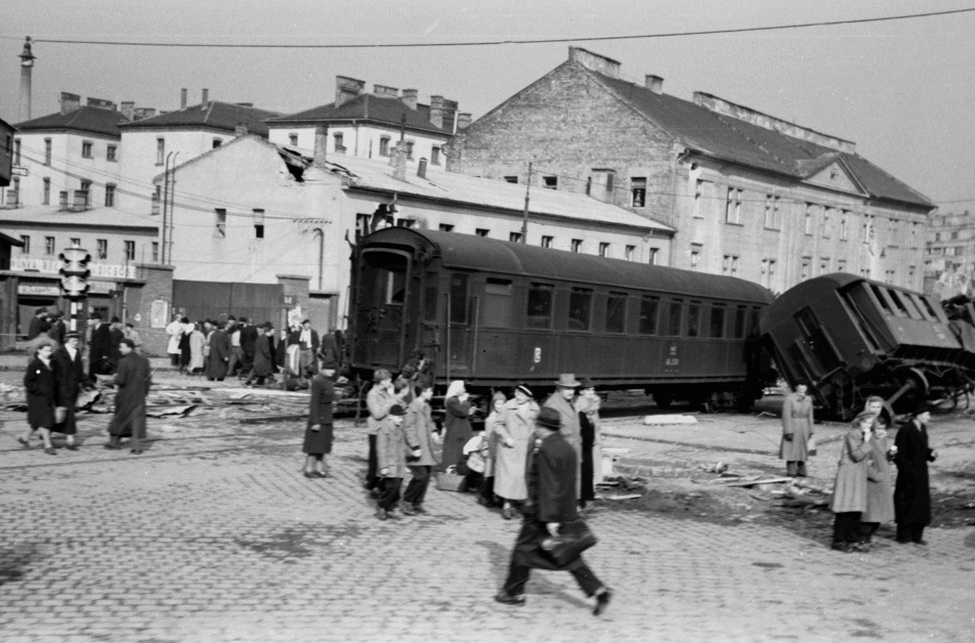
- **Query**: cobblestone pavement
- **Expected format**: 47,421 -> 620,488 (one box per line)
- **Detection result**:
1,376 -> 974,641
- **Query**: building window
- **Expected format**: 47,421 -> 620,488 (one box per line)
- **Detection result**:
97,239 -> 108,259
599,242 -> 610,257
761,258 -> 777,290
81,141 -> 93,158
107,144 -> 118,161
725,187 -> 742,224
20,235 -> 30,254
396,218 -> 417,229
14,138 -> 21,165
43,178 -> 51,205
625,245 -> 636,261
630,177 -> 647,208
820,257 -> 829,274
822,209 -> 831,238
509,231 -> 522,243
693,180 -> 704,219
405,141 -> 414,160
151,242 -> 159,262
254,209 -> 265,239
690,244 -> 701,269
156,138 -> 165,165
543,176 -> 558,190
838,259 -> 847,273
431,147 -> 441,165
951,230 -> 959,240
541,236 -> 553,248
801,257 -> 811,279
334,133 -> 345,153
722,254 -> 739,276
355,213 -> 371,241
212,138 -> 222,149
840,212 -> 849,240
504,176 -> 518,184
215,208 -> 227,238
45,236 -> 56,255
438,223 -> 454,232
570,239 -> 582,253
288,133 -> 298,146
649,247 -> 659,265
764,195 -> 781,230
379,137 -> 390,156
44,138 -> 52,165
475,228 -> 489,237
105,184 -> 116,207
804,204 -> 813,235
124,240 -> 135,261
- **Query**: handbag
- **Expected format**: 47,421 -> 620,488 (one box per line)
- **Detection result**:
540,518 -> 598,566
806,434 -> 817,456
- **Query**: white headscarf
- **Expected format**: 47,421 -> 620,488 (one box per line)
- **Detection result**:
446,380 -> 466,399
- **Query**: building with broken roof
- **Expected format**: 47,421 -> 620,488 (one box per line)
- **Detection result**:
156,129 -> 672,330
266,76 -> 466,174
448,47 -> 935,294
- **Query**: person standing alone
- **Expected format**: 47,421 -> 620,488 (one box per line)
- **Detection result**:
780,380 -> 814,477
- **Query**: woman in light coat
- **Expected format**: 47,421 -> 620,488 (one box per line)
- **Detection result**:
188,323 -> 206,374
860,415 -> 896,545
494,383 -> 539,520
403,384 -> 440,513
829,411 -> 873,552
478,392 -> 507,508
780,380 -> 815,477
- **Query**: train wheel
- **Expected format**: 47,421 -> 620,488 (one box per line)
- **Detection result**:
653,391 -> 673,409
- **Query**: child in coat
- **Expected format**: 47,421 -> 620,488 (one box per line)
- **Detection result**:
376,404 -> 420,520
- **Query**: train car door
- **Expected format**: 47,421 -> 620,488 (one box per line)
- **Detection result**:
444,272 -> 473,378
355,248 -> 415,370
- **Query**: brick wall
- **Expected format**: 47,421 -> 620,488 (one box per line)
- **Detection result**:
130,263 -> 174,356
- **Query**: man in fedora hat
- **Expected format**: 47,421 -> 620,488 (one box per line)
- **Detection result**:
893,404 -> 938,545
543,374 -> 583,496
495,406 -> 612,615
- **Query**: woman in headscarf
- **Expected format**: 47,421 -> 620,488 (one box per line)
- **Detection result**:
829,411 -> 873,552
441,380 -> 475,473
575,378 -> 603,508
188,322 -> 206,374
477,391 -> 508,508
494,383 -> 539,519
20,338 -> 59,455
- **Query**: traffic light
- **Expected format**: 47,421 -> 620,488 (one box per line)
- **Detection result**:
59,247 -> 91,300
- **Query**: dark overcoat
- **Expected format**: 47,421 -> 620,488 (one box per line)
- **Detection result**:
442,396 -> 474,470
206,330 -> 230,380
512,431 -> 585,572
24,357 -> 56,429
52,345 -> 85,435
252,334 -> 275,377
893,419 -> 934,526
303,373 -> 335,455
89,323 -> 115,375
108,352 -> 152,439
239,325 -> 259,358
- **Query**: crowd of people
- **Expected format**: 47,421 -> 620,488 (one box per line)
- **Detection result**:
780,384 -> 938,553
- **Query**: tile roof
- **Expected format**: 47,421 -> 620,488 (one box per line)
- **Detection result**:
118,101 -> 280,137
14,106 -> 129,138
594,73 -> 932,208
267,94 -> 450,135
281,147 -> 671,233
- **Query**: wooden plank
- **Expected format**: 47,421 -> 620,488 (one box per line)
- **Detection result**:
717,477 -> 794,487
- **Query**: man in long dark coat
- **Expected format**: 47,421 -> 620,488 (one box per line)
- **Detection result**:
206,323 -> 231,381
893,406 -> 937,544
494,407 -> 612,616
105,339 -> 152,454
246,323 -> 277,386
239,318 -> 259,380
53,331 -> 86,450
88,314 -> 116,377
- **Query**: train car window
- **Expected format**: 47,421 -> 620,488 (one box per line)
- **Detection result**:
870,284 -> 894,315
748,308 -> 762,338
710,305 -> 726,338
793,307 -> 842,374
568,288 -> 593,331
668,300 -> 684,336
423,272 -> 438,321
734,306 -> 746,339
639,296 -> 659,335
482,279 -> 514,328
914,294 -> 941,321
449,274 -> 469,324
687,302 -> 702,338
385,269 -> 406,304
889,289 -> 921,320
605,292 -> 627,333
527,283 -> 554,329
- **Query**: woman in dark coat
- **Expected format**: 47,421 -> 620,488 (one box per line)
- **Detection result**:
247,324 -> 276,386
20,340 -> 58,455
205,323 -> 230,381
302,358 -> 337,478
441,380 -> 475,472
106,339 -> 152,454
894,406 -> 937,544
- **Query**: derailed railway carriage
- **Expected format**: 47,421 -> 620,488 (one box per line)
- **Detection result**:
349,227 -> 774,407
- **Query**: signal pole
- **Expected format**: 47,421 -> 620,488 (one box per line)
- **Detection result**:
59,246 -> 91,332
521,162 -> 532,243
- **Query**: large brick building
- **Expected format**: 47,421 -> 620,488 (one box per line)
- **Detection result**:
448,47 -> 935,294
925,210 -> 974,299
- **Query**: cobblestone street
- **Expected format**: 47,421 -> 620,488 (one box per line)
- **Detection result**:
1,374 -> 974,642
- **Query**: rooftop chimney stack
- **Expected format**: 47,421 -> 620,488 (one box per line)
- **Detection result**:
313,124 -> 328,169
645,75 -> 664,94
391,143 -> 407,181
457,113 -> 472,130
180,88 -> 188,110
202,88 -> 209,105
373,84 -> 399,99
235,123 -> 248,137
120,101 -> 135,121
59,92 -> 81,115
18,36 -> 36,122
429,95 -> 444,129
400,88 -> 418,110
335,76 -> 366,108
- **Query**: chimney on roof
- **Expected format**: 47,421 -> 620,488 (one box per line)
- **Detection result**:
59,92 -> 81,114
645,75 -> 664,94
335,75 -> 366,108
87,97 -> 116,111
400,88 -> 418,110
373,84 -> 399,99
235,122 -> 248,136
313,124 -> 328,169
391,143 -> 407,181
202,88 -> 209,105
134,107 -> 156,120
442,98 -> 459,133
417,158 -> 427,179
120,101 -> 135,121
180,88 -> 188,110
568,46 -> 621,79
457,112 -> 472,130
429,95 -> 444,129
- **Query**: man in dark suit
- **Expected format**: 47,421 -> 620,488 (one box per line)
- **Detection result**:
238,317 -> 259,380
105,338 -> 152,454
53,331 -> 87,450
27,307 -> 50,340
494,407 -> 612,616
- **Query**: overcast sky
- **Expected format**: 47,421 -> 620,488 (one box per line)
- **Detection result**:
2,0 -> 973,211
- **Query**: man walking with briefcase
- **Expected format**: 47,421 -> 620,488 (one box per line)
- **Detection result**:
494,407 -> 612,616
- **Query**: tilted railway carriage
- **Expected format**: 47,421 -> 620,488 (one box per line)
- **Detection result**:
349,228 -> 774,407
762,273 -> 975,419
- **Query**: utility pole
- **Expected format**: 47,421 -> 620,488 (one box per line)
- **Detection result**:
521,162 -> 533,243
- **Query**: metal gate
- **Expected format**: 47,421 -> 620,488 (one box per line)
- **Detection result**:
172,280 -> 285,326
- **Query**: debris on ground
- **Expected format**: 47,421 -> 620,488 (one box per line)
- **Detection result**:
643,414 -> 697,426
701,461 -> 729,474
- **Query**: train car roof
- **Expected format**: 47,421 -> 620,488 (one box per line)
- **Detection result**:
361,227 -> 773,304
